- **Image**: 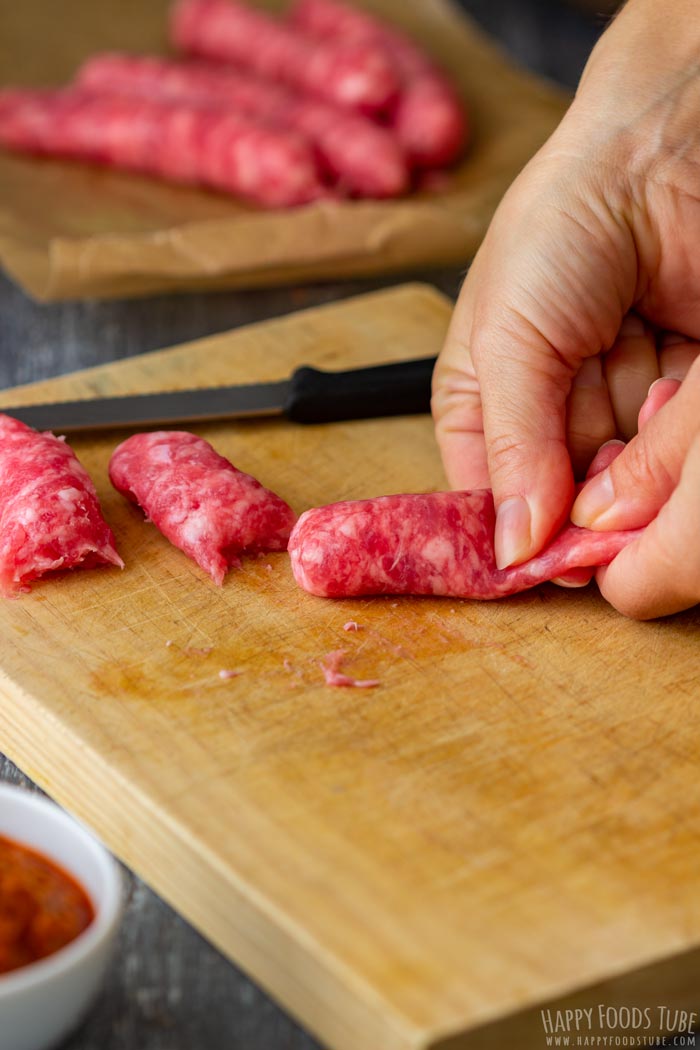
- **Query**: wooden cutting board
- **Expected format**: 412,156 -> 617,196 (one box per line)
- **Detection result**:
1,284 -> 699,1050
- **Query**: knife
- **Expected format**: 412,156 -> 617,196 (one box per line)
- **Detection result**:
0,357 -> 437,433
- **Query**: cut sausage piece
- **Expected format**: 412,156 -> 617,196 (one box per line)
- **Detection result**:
291,0 -> 468,167
0,415 -> 123,597
288,490 -> 641,600
109,432 -> 296,585
171,0 -> 399,115
76,53 -> 408,198
0,88 -> 325,207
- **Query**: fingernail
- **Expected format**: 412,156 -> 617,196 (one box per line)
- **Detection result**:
620,314 -> 645,337
599,438 -> 625,450
495,496 -> 532,570
571,470 -> 615,528
586,439 -> 625,480
639,376 -> 682,430
649,376 -> 682,395
572,357 -> 603,388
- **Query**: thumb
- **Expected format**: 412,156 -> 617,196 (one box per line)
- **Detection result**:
595,431 -> 700,618
572,357 -> 700,531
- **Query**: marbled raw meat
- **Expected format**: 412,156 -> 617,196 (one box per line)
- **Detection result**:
0,415 -> 123,596
288,490 -> 641,600
171,0 -> 399,115
76,53 -> 408,198
109,432 -> 296,585
0,87 -> 325,207
291,0 -> 467,167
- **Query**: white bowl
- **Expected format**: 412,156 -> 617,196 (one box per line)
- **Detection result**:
0,785 -> 123,1050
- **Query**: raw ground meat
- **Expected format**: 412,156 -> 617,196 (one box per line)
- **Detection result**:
320,649 -> 380,688
109,431 -> 296,585
0,415 -> 123,596
288,490 -> 641,600
0,88 -> 325,208
171,0 -> 400,115
76,53 -> 409,198
291,0 -> 468,167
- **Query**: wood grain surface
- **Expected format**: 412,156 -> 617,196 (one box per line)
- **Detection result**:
0,261 -> 461,1050
0,756 -> 323,1050
0,283 -> 699,1050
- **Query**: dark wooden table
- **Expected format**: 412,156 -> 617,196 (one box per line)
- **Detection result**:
0,3 -> 603,1047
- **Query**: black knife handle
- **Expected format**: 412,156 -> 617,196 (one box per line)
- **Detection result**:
284,357 -> 436,424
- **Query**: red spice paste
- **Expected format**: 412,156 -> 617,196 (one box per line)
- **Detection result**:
0,835 -> 94,974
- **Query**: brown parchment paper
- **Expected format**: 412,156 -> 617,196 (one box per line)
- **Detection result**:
0,0 -> 569,301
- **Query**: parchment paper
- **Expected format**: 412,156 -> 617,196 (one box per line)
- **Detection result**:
0,0 -> 569,300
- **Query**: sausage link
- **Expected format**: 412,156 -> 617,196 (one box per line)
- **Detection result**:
77,53 -> 408,197
291,0 -> 468,167
171,0 -> 399,115
0,88 -> 326,207
288,490 -> 640,599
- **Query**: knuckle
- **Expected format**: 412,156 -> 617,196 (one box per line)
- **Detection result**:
431,368 -> 482,432
486,431 -> 562,492
431,359 -> 479,404
487,433 -> 530,475
614,440 -> 676,498
568,417 -> 617,449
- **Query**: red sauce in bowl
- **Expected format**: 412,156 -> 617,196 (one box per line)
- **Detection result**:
0,834 -> 94,975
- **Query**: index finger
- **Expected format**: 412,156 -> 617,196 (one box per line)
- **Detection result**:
432,262 -> 490,491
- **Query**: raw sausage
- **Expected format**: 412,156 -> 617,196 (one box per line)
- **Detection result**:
76,53 -> 408,198
171,0 -> 399,115
109,432 -> 296,585
0,88 -> 325,207
291,0 -> 467,167
0,415 -> 123,596
288,490 -> 640,600
292,0 -> 467,167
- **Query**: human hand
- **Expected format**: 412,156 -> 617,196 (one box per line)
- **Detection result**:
570,359 -> 700,618
432,0 -> 700,615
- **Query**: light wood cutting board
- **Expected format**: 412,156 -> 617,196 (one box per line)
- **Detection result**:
0,284 -> 699,1050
